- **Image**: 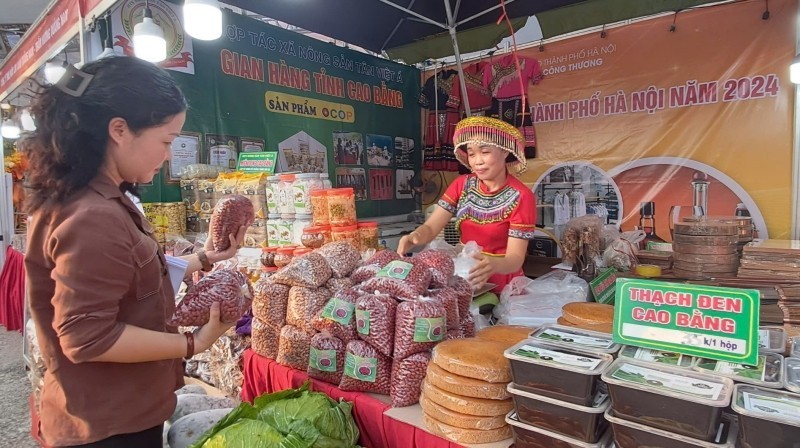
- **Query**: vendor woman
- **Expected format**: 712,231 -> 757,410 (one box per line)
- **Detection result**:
397,116 -> 536,292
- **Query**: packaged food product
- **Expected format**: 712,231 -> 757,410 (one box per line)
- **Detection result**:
325,277 -> 354,295
307,332 -> 346,385
361,258 -> 432,300
277,173 -> 296,214
260,246 -> 278,268
331,225 -> 360,250
561,302 -> 614,328
180,179 -> 200,216
211,195 -> 255,252
251,317 -> 281,359
327,188 -> 357,227
292,173 -> 322,214
504,340 -> 613,405
312,287 -> 360,342
419,392 -> 507,430
758,326 -> 787,354
275,325 -> 312,370
197,179 -> 216,214
286,286 -> 331,334
446,327 -> 464,340
785,357 -> 800,393
292,214 -> 312,246
476,325 -> 534,348
169,270 -> 253,326
792,336 -> 800,359
393,298 -> 446,359
506,411 -> 613,448
529,324 -> 619,355
449,276 -> 473,319
317,241 -> 361,278
420,380 -> 513,417
236,173 -> 268,219
243,218 -> 268,248
251,276 -> 291,326
390,352 -> 431,407
351,250 -> 402,284
556,316 -> 613,334
415,249 -> 455,288
601,358 -> 733,441
293,247 -> 313,257
425,362 -> 511,400
213,173 -> 240,205
301,226 -> 326,249
339,340 -> 392,394
428,288 -> 459,331
618,345 -> 694,367
278,214 -> 295,245
423,412 -> 512,444
271,252 -> 332,287
355,293 -> 397,358
266,214 -> 281,247
460,314 -> 476,338
265,175 -> 280,214
692,353 -> 783,388
358,221 -> 379,251
605,409 -> 738,448
432,338 -> 511,383
274,246 -> 296,268
310,190 -> 330,226
731,384 -> 800,448
507,383 -> 609,443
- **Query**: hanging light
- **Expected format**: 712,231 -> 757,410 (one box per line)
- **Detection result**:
20,109 -> 36,131
184,0 -> 223,40
791,54 -> 800,84
134,0 -> 167,62
44,59 -> 68,84
1,118 -> 21,140
95,15 -> 118,60
96,47 -> 118,60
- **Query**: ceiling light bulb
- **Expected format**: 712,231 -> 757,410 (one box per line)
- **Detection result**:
184,0 -> 223,41
1,120 -> 21,139
20,109 -> 36,131
96,46 -> 118,60
133,8 -> 167,63
44,60 -> 68,84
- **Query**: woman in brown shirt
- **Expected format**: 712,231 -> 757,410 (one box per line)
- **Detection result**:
22,57 -> 246,447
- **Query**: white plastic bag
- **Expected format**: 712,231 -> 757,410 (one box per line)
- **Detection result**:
493,270 -> 589,327
602,230 -> 646,271
453,241 -> 482,280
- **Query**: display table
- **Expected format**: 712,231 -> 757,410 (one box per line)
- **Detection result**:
242,349 -> 480,448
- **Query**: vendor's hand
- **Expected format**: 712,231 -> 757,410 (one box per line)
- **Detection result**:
205,225 -> 247,263
397,231 -> 422,255
468,252 -> 493,290
193,302 -> 236,354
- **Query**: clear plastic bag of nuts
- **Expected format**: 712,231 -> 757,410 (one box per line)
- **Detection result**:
428,287 -> 460,331
168,270 -> 254,327
390,351 -> 431,407
326,277 -> 355,295
312,287 -> 361,342
317,241 -> 361,278
360,258 -> 432,300
307,331 -> 346,385
460,314 -> 476,338
351,250 -> 401,284
449,276 -> 473,321
275,325 -> 311,370
286,287 -> 331,334
415,249 -> 455,289
211,195 -> 255,252
338,340 -> 392,394
270,252 -> 332,288
355,293 -> 398,358
251,317 -> 280,359
251,277 -> 291,326
393,297 -> 447,359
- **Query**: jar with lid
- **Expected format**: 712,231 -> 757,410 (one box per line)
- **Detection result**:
301,226 -> 326,249
277,173 -> 296,214
293,173 -> 322,214
292,214 -> 313,245
261,246 -> 278,268
331,225 -> 360,249
310,189 -> 330,226
274,246 -> 297,268
320,173 -> 332,189
266,175 -> 280,214
327,188 -> 357,227
261,266 -> 278,279
266,213 -> 282,247
358,221 -> 379,251
293,247 -> 313,257
318,225 -> 332,245
278,214 -> 295,245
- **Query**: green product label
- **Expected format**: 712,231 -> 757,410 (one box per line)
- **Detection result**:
321,298 -> 355,325
696,355 -> 767,381
309,347 -> 337,372
646,241 -> 673,252
236,151 -> 278,174
356,309 -> 370,335
293,184 -> 307,209
513,345 -> 602,370
266,186 -> 277,210
612,363 -> 724,400
620,346 -> 693,367
344,352 -> 377,382
613,279 -> 760,366
590,268 -> 618,305
377,260 -> 413,280
413,317 -> 445,342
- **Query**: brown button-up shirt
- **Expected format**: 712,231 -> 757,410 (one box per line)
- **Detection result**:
25,174 -> 183,446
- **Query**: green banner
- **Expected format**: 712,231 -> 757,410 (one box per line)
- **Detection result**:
613,279 -> 760,365
237,151 -> 278,174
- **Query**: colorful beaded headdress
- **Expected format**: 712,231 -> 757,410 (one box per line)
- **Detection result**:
452,116 -> 526,174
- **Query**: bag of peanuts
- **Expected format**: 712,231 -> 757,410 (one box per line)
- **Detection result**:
275,325 -> 312,370
168,270 -> 253,327
211,194 -> 255,252
312,287 -> 361,342
415,249 -> 455,289
339,340 -> 392,395
251,317 -> 280,359
271,252 -> 332,288
390,351 -> 431,407
326,277 -> 355,295
361,258 -> 432,300
251,277 -> 291,327
460,314 -> 476,338
307,331 -> 346,385
317,241 -> 361,278
449,276 -> 473,321
350,250 -> 401,284
428,287 -> 460,331
446,327 -> 465,340
286,287 -> 331,334
355,293 -> 397,358
393,298 -> 447,359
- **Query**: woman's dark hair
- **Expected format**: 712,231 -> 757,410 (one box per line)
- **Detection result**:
20,56 -> 187,214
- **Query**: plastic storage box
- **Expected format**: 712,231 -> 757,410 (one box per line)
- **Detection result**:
758,326 -> 787,354
692,353 -> 783,388
605,409 -> 738,448
731,384 -> 800,448
785,357 -> 800,393
506,411 -> 613,448
529,324 -> 620,355
618,345 -> 694,368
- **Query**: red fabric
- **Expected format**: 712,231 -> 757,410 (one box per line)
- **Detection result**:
0,247 -> 25,332
241,350 -> 463,448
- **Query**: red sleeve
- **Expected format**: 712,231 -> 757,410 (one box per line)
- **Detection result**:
524,57 -> 544,85
437,175 -> 467,214
508,185 -> 537,240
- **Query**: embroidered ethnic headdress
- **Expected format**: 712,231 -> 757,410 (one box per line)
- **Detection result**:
452,116 -> 526,174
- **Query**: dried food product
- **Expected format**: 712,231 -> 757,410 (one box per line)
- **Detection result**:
393,299 -> 447,359
351,250 -> 402,284
460,314 -> 476,338
327,188 -> 357,227
420,380 -> 514,417
449,276 -> 473,319
251,317 -> 280,359
236,173 -> 268,218
361,258 -> 432,300
446,328 -> 464,340
419,392 -> 507,431
423,412 -> 511,444
331,226 -> 361,251
169,270 -> 253,326
275,325 -> 312,370
355,293 -> 397,358
416,249 -> 455,288
270,252 -> 332,287
211,195 -> 255,252
432,338 -> 510,383
475,325 -> 534,348
339,340 -> 392,394
286,287 -> 331,334
311,288 -> 361,342
326,277 -> 354,295
317,241 -> 361,278
310,190 -> 329,226
301,226 -> 326,249
561,302 -> 614,327
251,277 -> 291,326
358,222 -> 379,251
390,352 -> 431,407
307,332 -> 346,385
426,362 -> 510,400
429,288 -> 460,330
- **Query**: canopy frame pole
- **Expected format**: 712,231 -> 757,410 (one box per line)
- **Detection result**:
444,0 -> 471,115
376,0 -> 446,29
382,0 -> 419,53
456,0 -> 517,28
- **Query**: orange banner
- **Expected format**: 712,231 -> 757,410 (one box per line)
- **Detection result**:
517,0 -> 795,240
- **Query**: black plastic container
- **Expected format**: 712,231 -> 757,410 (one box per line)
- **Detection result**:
731,384 -> 800,448
606,409 -> 738,448
506,411 -> 613,448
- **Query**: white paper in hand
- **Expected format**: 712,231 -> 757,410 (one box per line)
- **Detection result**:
165,255 -> 189,296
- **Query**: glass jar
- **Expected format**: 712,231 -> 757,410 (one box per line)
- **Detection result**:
260,246 -> 278,268
266,175 -> 280,214
278,214 -> 295,245
292,213 -> 313,245
293,247 -> 313,257
266,213 -> 282,247
274,246 -> 297,268
310,189 -> 330,226
277,173 -> 296,214
358,221 -> 379,251
301,226 -> 326,249
327,188 -> 357,227
293,173 -> 322,214
331,225 -> 360,249
320,173 -> 332,190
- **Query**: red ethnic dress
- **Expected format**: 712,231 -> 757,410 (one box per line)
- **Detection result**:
438,174 -> 537,292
